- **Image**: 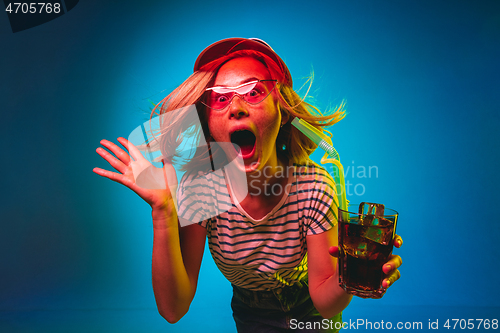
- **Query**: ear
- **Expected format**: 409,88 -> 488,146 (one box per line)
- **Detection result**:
280,108 -> 290,127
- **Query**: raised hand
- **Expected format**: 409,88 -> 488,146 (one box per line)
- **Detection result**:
93,137 -> 178,216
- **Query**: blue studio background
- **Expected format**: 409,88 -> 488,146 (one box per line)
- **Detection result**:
1,1 -> 499,332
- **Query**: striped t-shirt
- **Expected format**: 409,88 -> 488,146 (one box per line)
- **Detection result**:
177,162 -> 338,291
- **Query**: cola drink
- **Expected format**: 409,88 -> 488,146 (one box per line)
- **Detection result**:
338,204 -> 398,298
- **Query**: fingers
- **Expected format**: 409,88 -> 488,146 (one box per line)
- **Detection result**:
96,146 -> 128,174
393,234 -> 403,248
93,167 -> 131,186
382,269 -> 401,289
94,166 -> 150,198
100,139 -> 132,165
383,254 -> 402,274
117,137 -> 144,162
381,236 -> 403,289
328,246 -> 339,257
381,254 -> 402,289
162,161 -> 179,190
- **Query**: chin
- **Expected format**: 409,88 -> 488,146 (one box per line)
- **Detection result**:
243,159 -> 261,174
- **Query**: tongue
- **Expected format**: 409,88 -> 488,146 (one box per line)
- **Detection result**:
239,142 -> 254,155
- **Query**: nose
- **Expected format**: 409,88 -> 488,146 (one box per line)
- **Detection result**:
228,95 -> 249,119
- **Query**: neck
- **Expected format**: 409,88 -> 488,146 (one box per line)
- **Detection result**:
245,155 -> 290,198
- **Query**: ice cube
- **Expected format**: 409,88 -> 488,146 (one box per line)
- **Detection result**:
362,222 -> 394,245
359,214 -> 375,226
359,202 -> 385,217
363,225 -> 385,245
343,238 -> 378,259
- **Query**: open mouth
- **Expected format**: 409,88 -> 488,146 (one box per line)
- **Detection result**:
230,130 -> 256,157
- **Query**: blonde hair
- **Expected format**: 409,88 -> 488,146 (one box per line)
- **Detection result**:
147,50 -> 345,171
275,83 -> 345,164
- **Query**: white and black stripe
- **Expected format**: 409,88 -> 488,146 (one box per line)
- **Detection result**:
177,162 -> 338,291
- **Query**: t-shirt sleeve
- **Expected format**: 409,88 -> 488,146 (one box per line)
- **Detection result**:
176,169 -> 233,228
305,166 -> 339,236
176,171 -> 214,228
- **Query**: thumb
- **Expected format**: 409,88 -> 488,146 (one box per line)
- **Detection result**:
329,246 -> 339,257
162,159 -> 178,190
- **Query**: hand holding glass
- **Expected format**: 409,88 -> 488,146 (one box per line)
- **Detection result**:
338,202 -> 398,299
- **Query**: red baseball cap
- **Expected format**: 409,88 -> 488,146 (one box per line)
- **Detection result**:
194,38 -> 293,86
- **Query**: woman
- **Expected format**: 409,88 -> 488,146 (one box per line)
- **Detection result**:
94,38 -> 402,332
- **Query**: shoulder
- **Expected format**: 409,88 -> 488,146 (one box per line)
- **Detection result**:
178,168 -> 226,192
294,160 -> 336,191
293,160 -> 338,209
293,160 -> 338,234
177,168 -> 228,225
292,160 -> 337,210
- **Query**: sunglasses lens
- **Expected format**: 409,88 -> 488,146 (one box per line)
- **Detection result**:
244,81 -> 272,104
207,91 -> 235,110
206,80 -> 276,111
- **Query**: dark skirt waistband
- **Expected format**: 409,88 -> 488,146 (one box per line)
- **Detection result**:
232,281 -> 307,300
